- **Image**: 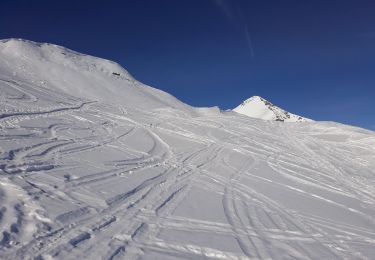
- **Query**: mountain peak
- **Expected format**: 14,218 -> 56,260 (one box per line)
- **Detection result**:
233,95 -> 312,122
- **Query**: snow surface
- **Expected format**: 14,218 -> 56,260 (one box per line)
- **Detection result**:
233,96 -> 312,122
0,39 -> 375,260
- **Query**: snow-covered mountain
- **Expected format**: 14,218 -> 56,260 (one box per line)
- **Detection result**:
234,95 -> 311,122
1,39 -> 375,260
0,39 -> 193,113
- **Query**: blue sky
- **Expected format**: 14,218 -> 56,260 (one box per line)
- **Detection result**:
1,0 -> 374,130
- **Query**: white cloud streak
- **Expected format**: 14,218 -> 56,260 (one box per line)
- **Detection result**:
212,0 -> 255,58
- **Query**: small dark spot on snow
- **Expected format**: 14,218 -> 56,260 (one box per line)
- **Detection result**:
10,223 -> 19,233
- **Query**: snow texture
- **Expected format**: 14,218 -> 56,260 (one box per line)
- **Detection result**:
0,39 -> 374,260
234,96 -> 312,122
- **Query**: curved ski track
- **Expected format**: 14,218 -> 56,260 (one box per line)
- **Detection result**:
0,79 -> 374,259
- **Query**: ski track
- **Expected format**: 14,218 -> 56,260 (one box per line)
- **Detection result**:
0,79 -> 375,260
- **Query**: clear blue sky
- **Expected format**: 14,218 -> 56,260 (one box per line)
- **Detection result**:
1,0 -> 374,130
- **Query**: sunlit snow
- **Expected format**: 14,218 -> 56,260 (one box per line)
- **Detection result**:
0,39 -> 374,260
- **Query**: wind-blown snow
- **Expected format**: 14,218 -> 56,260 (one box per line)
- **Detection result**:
234,96 -> 312,122
0,39 -> 375,260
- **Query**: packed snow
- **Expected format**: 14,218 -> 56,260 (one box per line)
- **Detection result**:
233,96 -> 311,122
0,39 -> 375,260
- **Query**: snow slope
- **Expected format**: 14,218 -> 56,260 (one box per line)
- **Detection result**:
1,39 -> 375,260
234,96 -> 312,122
0,39 -> 193,113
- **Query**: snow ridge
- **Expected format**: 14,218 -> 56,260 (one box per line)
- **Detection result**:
233,95 -> 312,122
0,38 -> 193,114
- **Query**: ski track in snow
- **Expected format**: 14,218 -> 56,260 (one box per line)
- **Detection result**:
1,87 -> 374,260
1,40 -> 375,259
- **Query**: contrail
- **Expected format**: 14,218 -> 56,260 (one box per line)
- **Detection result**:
212,0 -> 236,23
212,0 -> 255,58
235,2 -> 255,58
244,23 -> 255,57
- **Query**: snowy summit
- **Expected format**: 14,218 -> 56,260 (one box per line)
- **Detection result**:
233,95 -> 311,122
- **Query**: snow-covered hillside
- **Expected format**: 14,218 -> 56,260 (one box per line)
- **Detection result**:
0,39 -> 193,113
1,39 -> 375,260
234,96 -> 311,122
